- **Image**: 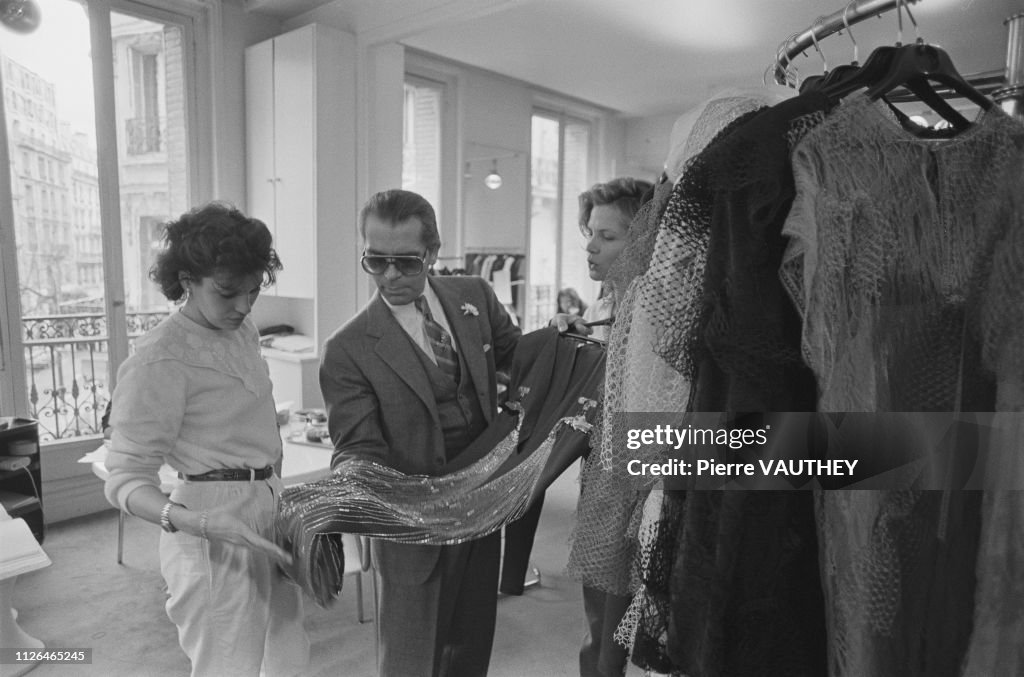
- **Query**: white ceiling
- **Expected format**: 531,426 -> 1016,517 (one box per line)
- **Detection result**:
246,0 -> 1022,117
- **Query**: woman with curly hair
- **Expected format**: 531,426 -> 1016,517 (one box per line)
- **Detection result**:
103,202 -> 309,676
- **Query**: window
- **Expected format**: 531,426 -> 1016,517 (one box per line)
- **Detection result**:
402,75 -> 444,225
527,111 -> 592,330
1,0 -> 202,443
127,47 -> 161,154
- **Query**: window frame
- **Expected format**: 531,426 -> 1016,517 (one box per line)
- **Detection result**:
404,56 -> 459,258
0,0 -> 214,445
526,102 -> 598,330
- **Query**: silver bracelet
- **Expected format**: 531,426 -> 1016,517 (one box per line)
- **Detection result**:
160,501 -> 185,533
199,511 -> 209,540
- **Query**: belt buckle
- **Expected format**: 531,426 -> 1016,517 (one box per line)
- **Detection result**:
248,468 -> 256,482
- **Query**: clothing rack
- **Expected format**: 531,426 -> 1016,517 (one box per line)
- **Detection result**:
461,252 -> 526,327
773,0 -> 924,86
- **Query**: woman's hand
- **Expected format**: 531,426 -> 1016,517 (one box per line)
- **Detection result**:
177,492 -> 293,567
126,484 -> 294,566
549,313 -> 591,335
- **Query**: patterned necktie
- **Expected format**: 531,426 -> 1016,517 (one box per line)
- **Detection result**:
415,296 -> 461,382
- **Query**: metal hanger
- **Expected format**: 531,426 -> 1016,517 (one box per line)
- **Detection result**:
818,2 -> 863,90
562,317 -> 613,347
799,18 -> 831,93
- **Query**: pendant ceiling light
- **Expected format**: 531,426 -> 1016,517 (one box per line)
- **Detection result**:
0,0 -> 41,34
484,159 -> 502,190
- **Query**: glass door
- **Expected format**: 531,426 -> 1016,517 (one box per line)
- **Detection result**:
1,0 -> 195,442
527,111 -> 592,330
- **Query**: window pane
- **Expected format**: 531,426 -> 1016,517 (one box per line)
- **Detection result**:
402,79 -> 442,222
528,114 -> 559,331
111,11 -> 188,318
2,0 -> 108,440
0,3 -> 190,441
559,120 -> 593,309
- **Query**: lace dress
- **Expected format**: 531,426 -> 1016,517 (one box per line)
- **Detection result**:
609,91 -> 834,677
781,91 -> 1024,677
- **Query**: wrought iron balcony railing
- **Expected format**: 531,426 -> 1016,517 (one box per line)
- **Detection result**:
22,311 -> 168,442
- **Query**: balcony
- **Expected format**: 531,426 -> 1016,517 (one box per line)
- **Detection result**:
125,116 -> 162,155
22,311 -> 168,441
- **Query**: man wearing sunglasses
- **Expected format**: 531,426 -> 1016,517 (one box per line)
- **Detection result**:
319,189 -> 520,676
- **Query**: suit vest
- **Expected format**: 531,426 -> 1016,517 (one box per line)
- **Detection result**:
410,339 -> 487,462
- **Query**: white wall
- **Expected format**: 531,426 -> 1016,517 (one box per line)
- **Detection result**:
406,52 -> 628,268
459,70 -> 533,254
216,0 -> 283,206
621,112 -> 679,182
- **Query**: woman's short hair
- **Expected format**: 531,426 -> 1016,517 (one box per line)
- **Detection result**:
149,201 -> 282,302
359,189 -> 441,252
578,177 -> 654,237
557,287 -> 588,314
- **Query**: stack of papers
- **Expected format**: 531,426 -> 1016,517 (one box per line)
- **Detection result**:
0,517 -> 51,580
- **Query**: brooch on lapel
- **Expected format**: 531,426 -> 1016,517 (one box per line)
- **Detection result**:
461,302 -> 479,317
562,397 -> 598,434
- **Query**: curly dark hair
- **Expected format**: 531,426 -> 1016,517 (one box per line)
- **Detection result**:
149,201 -> 283,302
578,177 -> 654,237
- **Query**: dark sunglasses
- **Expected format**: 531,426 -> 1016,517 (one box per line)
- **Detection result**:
360,252 -> 427,276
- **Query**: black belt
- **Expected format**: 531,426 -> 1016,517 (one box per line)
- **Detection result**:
180,466 -> 274,482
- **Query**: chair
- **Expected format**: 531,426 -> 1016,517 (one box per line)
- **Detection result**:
341,533 -> 373,623
362,535 -> 380,666
85,444 -> 180,565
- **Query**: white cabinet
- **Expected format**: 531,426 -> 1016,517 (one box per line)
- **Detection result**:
245,24 -> 359,347
264,349 -> 323,410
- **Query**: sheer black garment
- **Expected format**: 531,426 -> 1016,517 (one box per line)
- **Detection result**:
631,92 -> 833,677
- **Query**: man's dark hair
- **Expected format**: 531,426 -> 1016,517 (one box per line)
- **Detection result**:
359,189 -> 441,251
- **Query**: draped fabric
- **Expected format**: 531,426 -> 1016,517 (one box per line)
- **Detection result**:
277,328 -> 604,605
567,95 -> 778,605
594,80 -> 1023,677
566,177 -> 676,598
782,91 -> 1024,677
623,92 -> 834,677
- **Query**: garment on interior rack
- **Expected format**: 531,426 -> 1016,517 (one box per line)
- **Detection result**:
629,91 -> 833,677
566,176 -> 673,598
569,95 -> 779,604
781,91 -> 1024,677
277,328 -> 604,605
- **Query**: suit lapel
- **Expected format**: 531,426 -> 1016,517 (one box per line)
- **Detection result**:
432,279 -> 490,416
366,293 -> 439,422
